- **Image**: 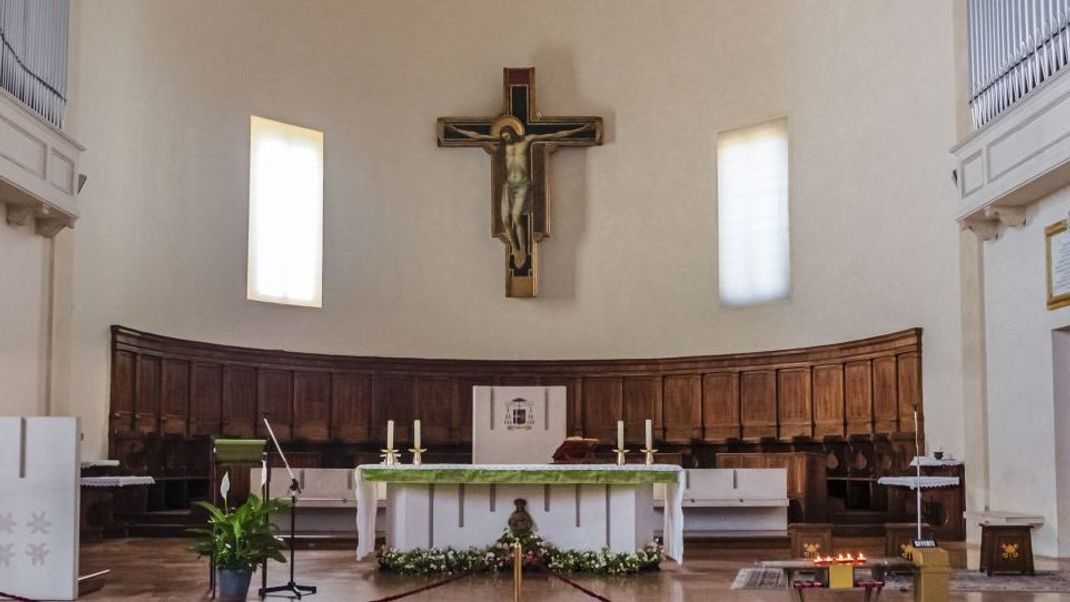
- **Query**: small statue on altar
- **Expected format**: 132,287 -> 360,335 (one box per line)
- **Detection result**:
508,498 -> 535,535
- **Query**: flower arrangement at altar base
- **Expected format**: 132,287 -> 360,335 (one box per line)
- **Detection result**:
376,529 -> 662,576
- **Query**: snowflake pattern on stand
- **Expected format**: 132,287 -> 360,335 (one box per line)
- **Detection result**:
0,512 -> 15,534
26,512 -> 51,535
26,542 -> 49,566
0,543 -> 13,567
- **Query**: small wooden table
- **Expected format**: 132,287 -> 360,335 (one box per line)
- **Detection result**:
761,558 -> 913,601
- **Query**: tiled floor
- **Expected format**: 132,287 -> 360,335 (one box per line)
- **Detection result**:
72,537 -> 1070,601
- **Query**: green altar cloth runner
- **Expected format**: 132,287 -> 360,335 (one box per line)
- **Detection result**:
360,464 -> 680,485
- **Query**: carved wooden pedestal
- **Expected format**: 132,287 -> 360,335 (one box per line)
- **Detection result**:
979,525 -> 1035,576
884,522 -> 932,559
789,523 -> 833,559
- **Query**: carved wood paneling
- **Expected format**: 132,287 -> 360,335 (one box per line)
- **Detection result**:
257,369 -> 293,441
331,372 -> 372,442
777,368 -> 812,440
413,376 -> 453,444
663,375 -> 701,443
622,376 -> 660,445
373,374 -> 414,444
702,372 -> 740,441
897,352 -> 922,432
221,366 -> 255,438
452,376 -> 488,442
812,364 -> 844,438
110,350 -> 136,436
741,370 -> 777,440
293,371 -> 331,441
845,360 -> 873,435
873,356 -> 899,434
190,364 -> 222,436
581,377 -> 622,443
108,326 -> 923,456
134,355 -> 160,435
160,358 -> 190,436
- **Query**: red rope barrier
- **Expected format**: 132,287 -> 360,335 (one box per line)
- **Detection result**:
367,572 -> 472,602
546,570 -> 612,601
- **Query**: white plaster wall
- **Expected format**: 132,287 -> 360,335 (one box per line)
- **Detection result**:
983,188 -> 1070,556
0,224 -> 49,417
66,1 -> 964,461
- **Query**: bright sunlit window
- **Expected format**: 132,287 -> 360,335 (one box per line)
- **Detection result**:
247,115 -> 324,307
717,118 -> 790,306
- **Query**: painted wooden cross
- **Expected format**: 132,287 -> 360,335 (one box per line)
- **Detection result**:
437,68 -> 602,298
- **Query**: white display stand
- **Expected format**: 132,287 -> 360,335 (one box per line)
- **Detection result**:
0,417 -> 80,600
472,386 -> 566,464
654,468 -> 788,536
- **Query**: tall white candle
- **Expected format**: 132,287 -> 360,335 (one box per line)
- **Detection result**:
645,419 -> 653,450
386,419 -> 395,449
414,419 -> 422,449
617,420 -> 624,450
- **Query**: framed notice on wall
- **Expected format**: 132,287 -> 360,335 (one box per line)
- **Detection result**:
1046,220 -> 1070,309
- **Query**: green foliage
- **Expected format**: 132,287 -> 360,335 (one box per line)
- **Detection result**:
189,494 -> 290,572
376,529 -> 662,576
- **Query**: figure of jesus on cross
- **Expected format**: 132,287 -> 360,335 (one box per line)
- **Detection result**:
446,117 -> 594,270
437,68 -> 602,297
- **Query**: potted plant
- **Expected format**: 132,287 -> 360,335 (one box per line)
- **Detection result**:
190,494 -> 289,601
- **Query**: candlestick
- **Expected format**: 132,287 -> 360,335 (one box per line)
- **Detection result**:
617,420 -> 624,451
639,447 -> 658,465
386,419 -> 395,450
380,448 -> 399,465
408,447 -> 427,465
414,419 -> 422,449
612,447 -> 629,465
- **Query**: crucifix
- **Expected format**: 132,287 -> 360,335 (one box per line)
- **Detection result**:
437,67 -> 602,298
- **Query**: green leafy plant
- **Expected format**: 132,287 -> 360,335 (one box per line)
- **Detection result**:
376,529 -> 662,576
189,494 -> 290,572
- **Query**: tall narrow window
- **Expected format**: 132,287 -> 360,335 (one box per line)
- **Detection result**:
247,116 -> 324,307
717,118 -> 789,306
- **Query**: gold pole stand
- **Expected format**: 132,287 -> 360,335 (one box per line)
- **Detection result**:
640,448 -> 658,466
613,448 -> 629,465
408,448 -> 427,466
513,541 -> 523,601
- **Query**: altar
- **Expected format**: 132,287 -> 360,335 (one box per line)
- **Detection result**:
355,464 -> 685,563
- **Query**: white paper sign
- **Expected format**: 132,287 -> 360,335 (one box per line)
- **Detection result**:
472,386 -> 566,464
1051,226 -> 1070,299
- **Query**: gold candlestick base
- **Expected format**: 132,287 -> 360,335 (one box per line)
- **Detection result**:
613,448 -> 629,465
409,448 -> 427,465
640,448 -> 658,466
380,449 -> 400,466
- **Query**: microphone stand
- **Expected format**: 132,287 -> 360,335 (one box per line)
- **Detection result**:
259,418 -> 317,599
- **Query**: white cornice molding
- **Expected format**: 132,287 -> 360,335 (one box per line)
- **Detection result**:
951,69 -> 1070,239
0,88 -> 84,238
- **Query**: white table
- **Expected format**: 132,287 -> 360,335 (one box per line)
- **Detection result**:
355,464 -> 685,563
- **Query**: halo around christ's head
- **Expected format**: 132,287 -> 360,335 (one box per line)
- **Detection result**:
491,115 -> 525,138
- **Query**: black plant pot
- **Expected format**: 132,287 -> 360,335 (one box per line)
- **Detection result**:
216,568 -> 253,601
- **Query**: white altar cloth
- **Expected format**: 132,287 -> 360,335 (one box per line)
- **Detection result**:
355,464 -> 685,563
